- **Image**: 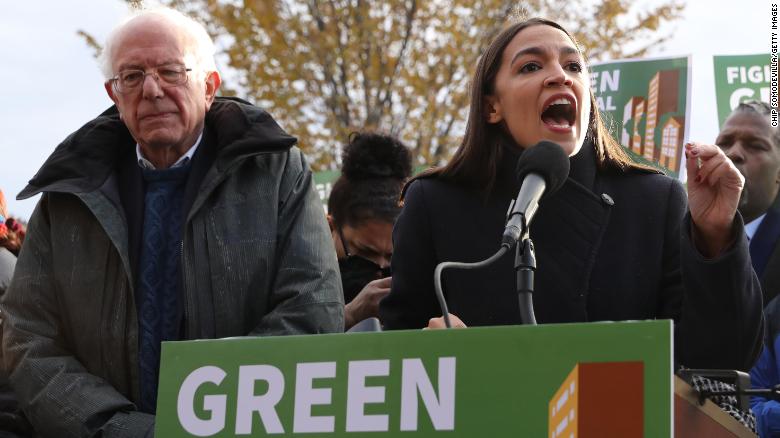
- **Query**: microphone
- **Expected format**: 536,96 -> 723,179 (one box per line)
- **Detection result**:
432,141 -> 570,328
501,141 -> 570,247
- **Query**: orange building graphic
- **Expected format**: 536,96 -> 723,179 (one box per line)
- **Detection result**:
548,361 -> 644,438
621,97 -> 645,154
642,70 -> 680,162
660,117 -> 685,172
631,98 -> 647,156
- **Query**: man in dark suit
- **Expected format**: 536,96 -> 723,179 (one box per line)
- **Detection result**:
723,100 -> 780,437
716,100 -> 780,304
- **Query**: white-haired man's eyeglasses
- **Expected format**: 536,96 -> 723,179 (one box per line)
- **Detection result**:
109,64 -> 192,94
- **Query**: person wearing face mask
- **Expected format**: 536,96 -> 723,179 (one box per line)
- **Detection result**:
327,132 -> 412,330
380,17 -> 763,372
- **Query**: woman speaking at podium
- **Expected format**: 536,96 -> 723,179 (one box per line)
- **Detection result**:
380,18 -> 763,370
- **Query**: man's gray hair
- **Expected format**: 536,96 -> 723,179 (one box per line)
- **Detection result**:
98,6 -> 217,79
733,100 -> 780,147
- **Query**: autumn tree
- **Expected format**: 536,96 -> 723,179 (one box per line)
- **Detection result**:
93,0 -> 684,169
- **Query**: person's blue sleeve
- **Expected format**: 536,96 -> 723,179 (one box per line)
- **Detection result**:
751,342 -> 780,437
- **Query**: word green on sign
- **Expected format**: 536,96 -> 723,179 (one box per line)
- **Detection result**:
156,321 -> 672,437
176,358 -> 455,435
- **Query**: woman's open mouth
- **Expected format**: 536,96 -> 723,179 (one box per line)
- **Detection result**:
541,95 -> 577,133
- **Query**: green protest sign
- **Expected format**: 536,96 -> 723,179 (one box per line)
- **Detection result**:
590,56 -> 690,178
714,54 -> 771,127
156,320 -> 672,437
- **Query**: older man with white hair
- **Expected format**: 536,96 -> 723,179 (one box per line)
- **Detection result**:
1,7 -> 343,437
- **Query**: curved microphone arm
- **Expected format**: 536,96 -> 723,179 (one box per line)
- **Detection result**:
433,244 -> 510,328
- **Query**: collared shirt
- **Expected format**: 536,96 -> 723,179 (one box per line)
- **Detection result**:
745,213 -> 767,242
135,131 -> 203,170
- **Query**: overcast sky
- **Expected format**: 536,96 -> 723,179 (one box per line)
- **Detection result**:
0,0 -> 767,220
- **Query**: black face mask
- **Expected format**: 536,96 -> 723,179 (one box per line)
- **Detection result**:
337,226 -> 391,303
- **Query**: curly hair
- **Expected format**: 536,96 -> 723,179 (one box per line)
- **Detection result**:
328,132 -> 413,227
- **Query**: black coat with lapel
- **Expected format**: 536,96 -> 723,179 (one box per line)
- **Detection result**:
381,144 -> 763,370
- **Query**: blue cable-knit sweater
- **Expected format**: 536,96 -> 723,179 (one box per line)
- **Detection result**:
137,162 -> 191,413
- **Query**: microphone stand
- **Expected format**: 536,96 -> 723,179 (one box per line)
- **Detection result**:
506,194 -> 538,326
515,234 -> 537,325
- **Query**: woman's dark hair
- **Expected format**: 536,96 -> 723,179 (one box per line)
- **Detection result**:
328,132 -> 413,228
411,17 -> 650,195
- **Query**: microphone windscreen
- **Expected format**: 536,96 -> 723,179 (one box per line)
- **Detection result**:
515,141 -> 570,196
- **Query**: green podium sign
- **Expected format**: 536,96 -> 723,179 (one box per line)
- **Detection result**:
156,320 -> 672,437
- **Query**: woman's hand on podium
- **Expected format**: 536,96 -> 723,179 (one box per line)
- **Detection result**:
425,313 -> 468,329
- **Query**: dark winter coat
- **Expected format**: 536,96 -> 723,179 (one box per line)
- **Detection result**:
381,143 -> 763,371
1,98 -> 343,437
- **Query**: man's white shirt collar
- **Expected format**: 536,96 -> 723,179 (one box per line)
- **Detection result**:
745,213 -> 767,241
136,131 -> 203,170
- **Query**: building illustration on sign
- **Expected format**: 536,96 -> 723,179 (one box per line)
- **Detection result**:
660,117 -> 685,171
617,69 -> 683,172
643,71 -> 680,163
622,97 -> 645,154
548,361 -> 644,438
